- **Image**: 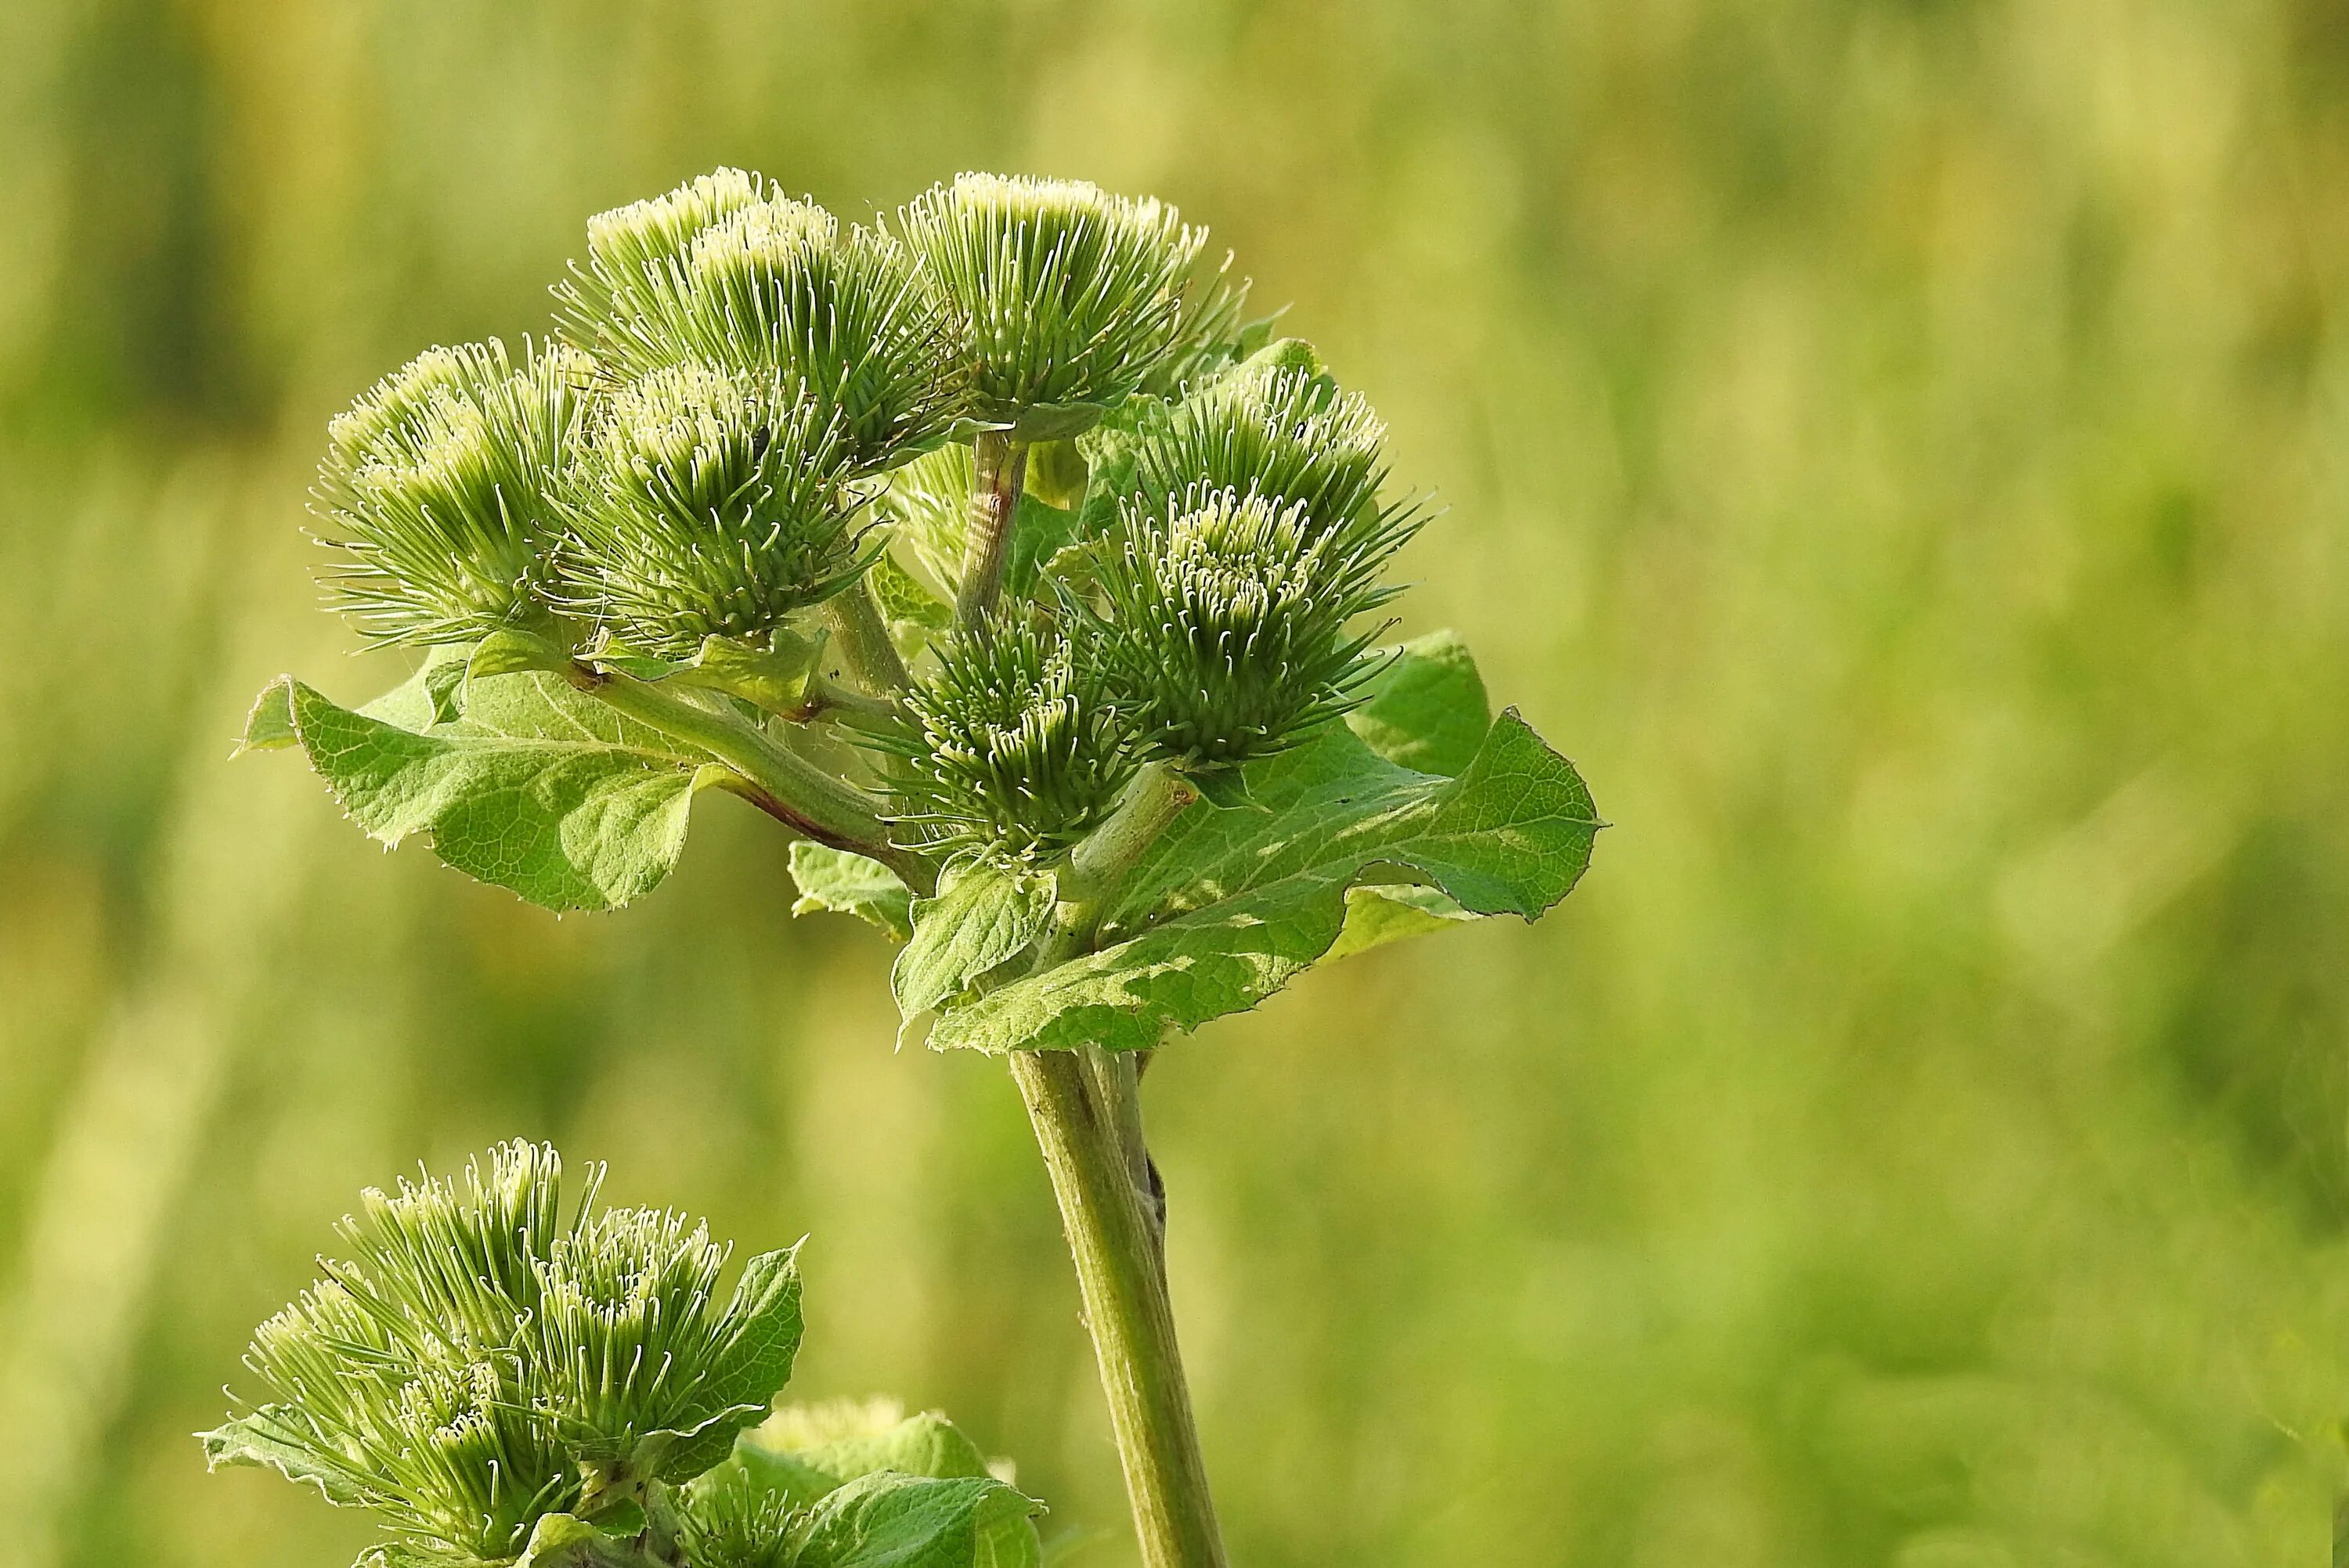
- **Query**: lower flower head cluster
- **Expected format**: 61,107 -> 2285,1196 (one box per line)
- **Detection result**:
203,1141 -> 804,1566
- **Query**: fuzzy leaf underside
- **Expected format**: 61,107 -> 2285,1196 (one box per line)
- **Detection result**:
796,1472 -> 1042,1568
790,843 -> 915,940
923,702 -> 1597,1055
242,668 -> 729,911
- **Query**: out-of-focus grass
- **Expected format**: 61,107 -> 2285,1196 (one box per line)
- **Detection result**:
2,2 -> 2345,1563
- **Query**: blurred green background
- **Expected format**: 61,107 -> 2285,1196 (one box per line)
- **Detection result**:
2,1 -> 2345,1563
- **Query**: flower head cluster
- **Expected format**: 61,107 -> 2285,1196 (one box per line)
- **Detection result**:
877,341 -> 1417,849
882,614 -> 1135,856
314,338 -> 591,647
204,1141 -> 803,1566
900,174 -> 1205,425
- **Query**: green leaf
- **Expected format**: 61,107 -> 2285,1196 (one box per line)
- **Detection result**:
790,843 -> 915,940
1344,629 -> 1492,777
588,631 -> 828,719
362,647 -> 471,731
795,1472 -> 1041,1568
511,1512 -> 644,1568
1072,395 -> 1170,542
796,1413 -> 993,1487
247,669 -> 732,911
758,1409 -> 994,1490
893,860 -> 1057,1022
656,1245 -> 806,1481
1002,496 -> 1081,602
239,650 -> 468,755
924,704 -> 1598,1054
1180,766 -> 1261,812
687,634 -> 826,717
236,679 -> 298,754
1021,438 -> 1088,510
868,553 -> 954,635
199,1406 -> 366,1505
467,627 -> 574,680
1326,882 -> 1478,962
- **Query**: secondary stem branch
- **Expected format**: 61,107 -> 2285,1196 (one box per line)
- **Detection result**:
570,665 -> 933,892
822,580 -> 911,694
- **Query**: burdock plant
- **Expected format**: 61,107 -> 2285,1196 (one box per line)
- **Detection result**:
233,168 -> 1600,1568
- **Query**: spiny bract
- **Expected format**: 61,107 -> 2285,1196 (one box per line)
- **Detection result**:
314,337 -> 592,647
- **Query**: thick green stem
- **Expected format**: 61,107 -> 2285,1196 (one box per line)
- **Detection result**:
569,665 -> 933,893
1009,762 -> 1210,1563
955,429 -> 1029,625
822,581 -> 911,693
1008,1049 -> 1226,1568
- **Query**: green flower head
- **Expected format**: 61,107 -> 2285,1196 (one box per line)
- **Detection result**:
314,337 -> 593,647
1132,343 -> 1389,535
882,613 -> 1136,856
899,173 -> 1206,426
1092,485 -> 1415,770
561,168 -> 964,475
559,360 -> 869,657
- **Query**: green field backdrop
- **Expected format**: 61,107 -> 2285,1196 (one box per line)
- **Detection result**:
2,2 -> 2346,1563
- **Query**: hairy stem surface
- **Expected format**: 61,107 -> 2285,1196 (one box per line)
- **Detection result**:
954,428 -> 1029,625
1008,1048 -> 1225,1568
